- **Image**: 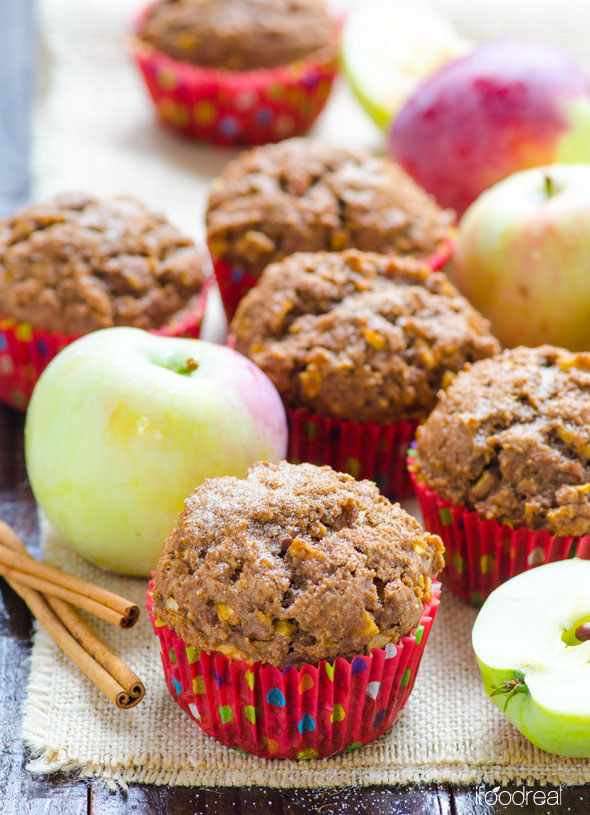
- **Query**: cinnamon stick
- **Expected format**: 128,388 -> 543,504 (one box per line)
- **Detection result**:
0,521 -> 144,708
0,523 -> 139,628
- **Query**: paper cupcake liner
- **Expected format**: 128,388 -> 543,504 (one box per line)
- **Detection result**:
0,281 -> 211,411
409,460 -> 590,607
288,406 -> 419,500
212,256 -> 259,322
212,233 -> 456,322
147,580 -> 440,760
128,13 -> 338,148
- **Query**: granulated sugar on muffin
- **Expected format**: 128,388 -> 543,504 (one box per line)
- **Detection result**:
152,460 -> 444,668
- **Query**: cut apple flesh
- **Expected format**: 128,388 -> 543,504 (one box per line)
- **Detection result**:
341,0 -> 472,129
472,559 -> 590,757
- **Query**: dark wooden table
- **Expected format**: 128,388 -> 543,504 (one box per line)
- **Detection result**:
1,0 -> 590,811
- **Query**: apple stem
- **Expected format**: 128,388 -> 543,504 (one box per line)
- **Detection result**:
544,174 -> 554,198
490,672 -> 528,712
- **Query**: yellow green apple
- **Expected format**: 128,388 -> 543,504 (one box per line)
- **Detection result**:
453,163 -> 590,350
25,328 -> 287,576
473,559 -> 590,757
342,0 -> 470,129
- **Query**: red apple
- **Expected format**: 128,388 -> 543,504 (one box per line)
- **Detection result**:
388,40 -> 590,215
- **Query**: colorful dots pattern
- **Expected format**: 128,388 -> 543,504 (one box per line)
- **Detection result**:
151,569 -> 439,760
134,40 -> 337,147
266,688 -> 286,707
296,748 -> 318,760
219,705 -> 233,724
298,674 -> 314,693
439,507 -> 453,526
330,703 -> 346,723
297,714 -> 316,734
243,705 -> 256,724
345,457 -> 361,479
193,675 -> 206,695
185,645 -> 200,664
350,657 -> 367,676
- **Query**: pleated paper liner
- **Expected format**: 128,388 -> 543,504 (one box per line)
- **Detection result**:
288,406 -> 419,500
147,580 -> 440,760
212,233 -> 456,322
409,459 -> 590,607
128,11 -> 338,148
0,282 -> 211,411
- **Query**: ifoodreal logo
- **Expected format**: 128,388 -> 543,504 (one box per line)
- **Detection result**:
475,784 -> 562,807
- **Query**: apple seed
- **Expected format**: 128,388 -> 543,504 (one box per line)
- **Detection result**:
575,622 -> 590,642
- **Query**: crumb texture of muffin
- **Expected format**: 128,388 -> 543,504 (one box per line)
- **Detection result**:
206,139 -> 454,277
415,345 -> 590,537
231,250 -> 500,423
138,0 -> 337,71
152,460 -> 444,668
0,193 -> 206,335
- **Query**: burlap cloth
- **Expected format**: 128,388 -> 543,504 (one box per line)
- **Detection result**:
21,516 -> 590,788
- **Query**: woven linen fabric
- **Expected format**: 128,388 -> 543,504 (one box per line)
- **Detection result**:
21,517 -> 590,789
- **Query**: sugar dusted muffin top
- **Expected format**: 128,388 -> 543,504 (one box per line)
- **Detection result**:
231,250 -> 500,423
206,138 -> 455,277
415,345 -> 590,536
152,460 -> 444,668
138,0 -> 338,71
0,193 -> 206,335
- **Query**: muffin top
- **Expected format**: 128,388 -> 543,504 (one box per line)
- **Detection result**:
415,345 -> 590,537
0,193 -> 206,335
138,0 -> 337,71
206,138 -> 455,277
231,250 -> 500,423
152,460 -> 443,668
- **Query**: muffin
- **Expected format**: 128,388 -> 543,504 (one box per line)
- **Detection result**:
0,192 -> 209,409
410,345 -> 590,606
148,460 -> 443,758
231,249 -> 500,496
206,138 -> 456,317
129,0 -> 339,146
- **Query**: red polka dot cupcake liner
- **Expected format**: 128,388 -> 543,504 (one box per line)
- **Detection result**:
146,579 -> 440,760
128,12 -> 338,148
0,281 -> 211,411
408,456 -> 590,607
288,407 -> 419,500
212,234 -> 456,322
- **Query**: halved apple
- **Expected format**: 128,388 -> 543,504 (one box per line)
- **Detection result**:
341,0 -> 471,129
472,559 -> 590,757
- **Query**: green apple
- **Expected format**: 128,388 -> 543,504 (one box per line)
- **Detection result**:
454,164 -> 590,350
473,559 -> 590,757
25,328 -> 287,576
342,0 -> 471,130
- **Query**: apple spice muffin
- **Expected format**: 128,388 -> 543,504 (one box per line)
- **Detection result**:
152,460 -> 444,668
0,192 -> 207,335
414,345 -> 590,537
206,138 -> 455,316
231,250 -> 501,424
138,0 -> 338,71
